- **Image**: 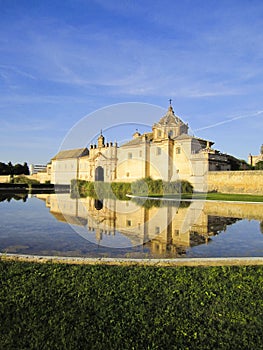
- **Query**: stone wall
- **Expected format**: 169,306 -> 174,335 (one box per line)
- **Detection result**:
27,172 -> 51,183
207,170 -> 263,195
0,175 -> 11,183
204,201 -> 263,220
0,173 -> 51,184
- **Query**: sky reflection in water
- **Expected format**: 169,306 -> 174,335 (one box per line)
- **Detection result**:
0,193 -> 262,258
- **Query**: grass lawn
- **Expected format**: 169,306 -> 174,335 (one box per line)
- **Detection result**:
0,260 -> 262,349
191,192 -> 263,202
146,192 -> 263,202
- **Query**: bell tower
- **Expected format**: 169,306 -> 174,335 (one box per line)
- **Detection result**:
97,130 -> 105,148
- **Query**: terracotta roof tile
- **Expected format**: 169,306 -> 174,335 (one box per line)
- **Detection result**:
52,148 -> 89,160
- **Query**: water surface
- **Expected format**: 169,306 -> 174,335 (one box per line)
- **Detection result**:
0,193 -> 262,258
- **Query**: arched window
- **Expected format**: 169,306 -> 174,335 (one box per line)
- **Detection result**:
95,166 -> 104,181
94,199 -> 103,210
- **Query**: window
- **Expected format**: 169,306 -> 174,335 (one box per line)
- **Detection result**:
158,130 -> 162,137
174,229 -> 179,236
127,220 -> 132,227
176,147 -> 181,154
126,172 -> 130,177
139,150 -> 142,157
155,226 -> 160,234
156,147 -> 161,156
128,152 -> 132,159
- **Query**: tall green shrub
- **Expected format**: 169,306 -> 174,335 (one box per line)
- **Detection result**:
72,178 -> 193,200
132,177 -> 193,196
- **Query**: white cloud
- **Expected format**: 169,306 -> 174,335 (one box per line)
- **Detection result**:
0,64 -> 37,80
194,110 -> 263,132
2,8 -> 263,103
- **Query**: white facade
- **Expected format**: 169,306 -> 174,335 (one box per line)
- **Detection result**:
51,105 -> 231,190
29,164 -> 47,175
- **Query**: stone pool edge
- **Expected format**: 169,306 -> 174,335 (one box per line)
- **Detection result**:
1,253 -> 263,266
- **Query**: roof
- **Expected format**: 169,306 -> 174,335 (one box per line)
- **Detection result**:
121,132 -> 153,148
52,148 -> 89,160
174,134 -> 214,145
153,106 -> 185,127
174,133 -> 193,140
121,137 -> 144,147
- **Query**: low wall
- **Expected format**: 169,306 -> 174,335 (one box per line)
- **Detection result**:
0,175 -> 11,183
204,201 -> 263,220
208,170 -> 263,195
27,173 -> 51,183
0,173 -> 51,185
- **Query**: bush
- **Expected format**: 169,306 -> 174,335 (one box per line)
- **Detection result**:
13,176 -> 39,185
132,177 -> 193,196
71,178 -> 193,200
71,180 -> 131,200
111,182 -> 131,200
181,180 -> 194,194
255,161 -> 263,170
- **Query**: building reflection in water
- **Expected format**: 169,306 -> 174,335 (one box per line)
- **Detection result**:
37,193 -> 263,257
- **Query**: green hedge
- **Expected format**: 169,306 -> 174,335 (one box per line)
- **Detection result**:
71,180 -> 131,200
13,176 -> 40,185
131,198 -> 191,209
131,177 -> 193,196
0,261 -> 262,349
71,177 -> 193,200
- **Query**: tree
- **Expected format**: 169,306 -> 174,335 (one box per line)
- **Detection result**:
238,159 -> 253,170
227,156 -> 241,170
0,162 -> 9,175
8,162 -> 14,181
23,162 -> 30,175
255,161 -> 263,170
13,163 -> 23,175
0,161 -> 30,175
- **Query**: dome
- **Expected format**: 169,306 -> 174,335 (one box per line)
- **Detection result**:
154,105 -> 185,127
152,102 -> 189,139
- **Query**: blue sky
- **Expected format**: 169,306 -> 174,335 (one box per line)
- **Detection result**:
0,0 -> 263,164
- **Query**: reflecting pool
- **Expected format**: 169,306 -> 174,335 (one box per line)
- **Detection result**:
0,192 -> 263,258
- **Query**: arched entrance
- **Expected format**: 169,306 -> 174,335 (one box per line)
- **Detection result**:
94,199 -> 103,211
95,166 -> 104,181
